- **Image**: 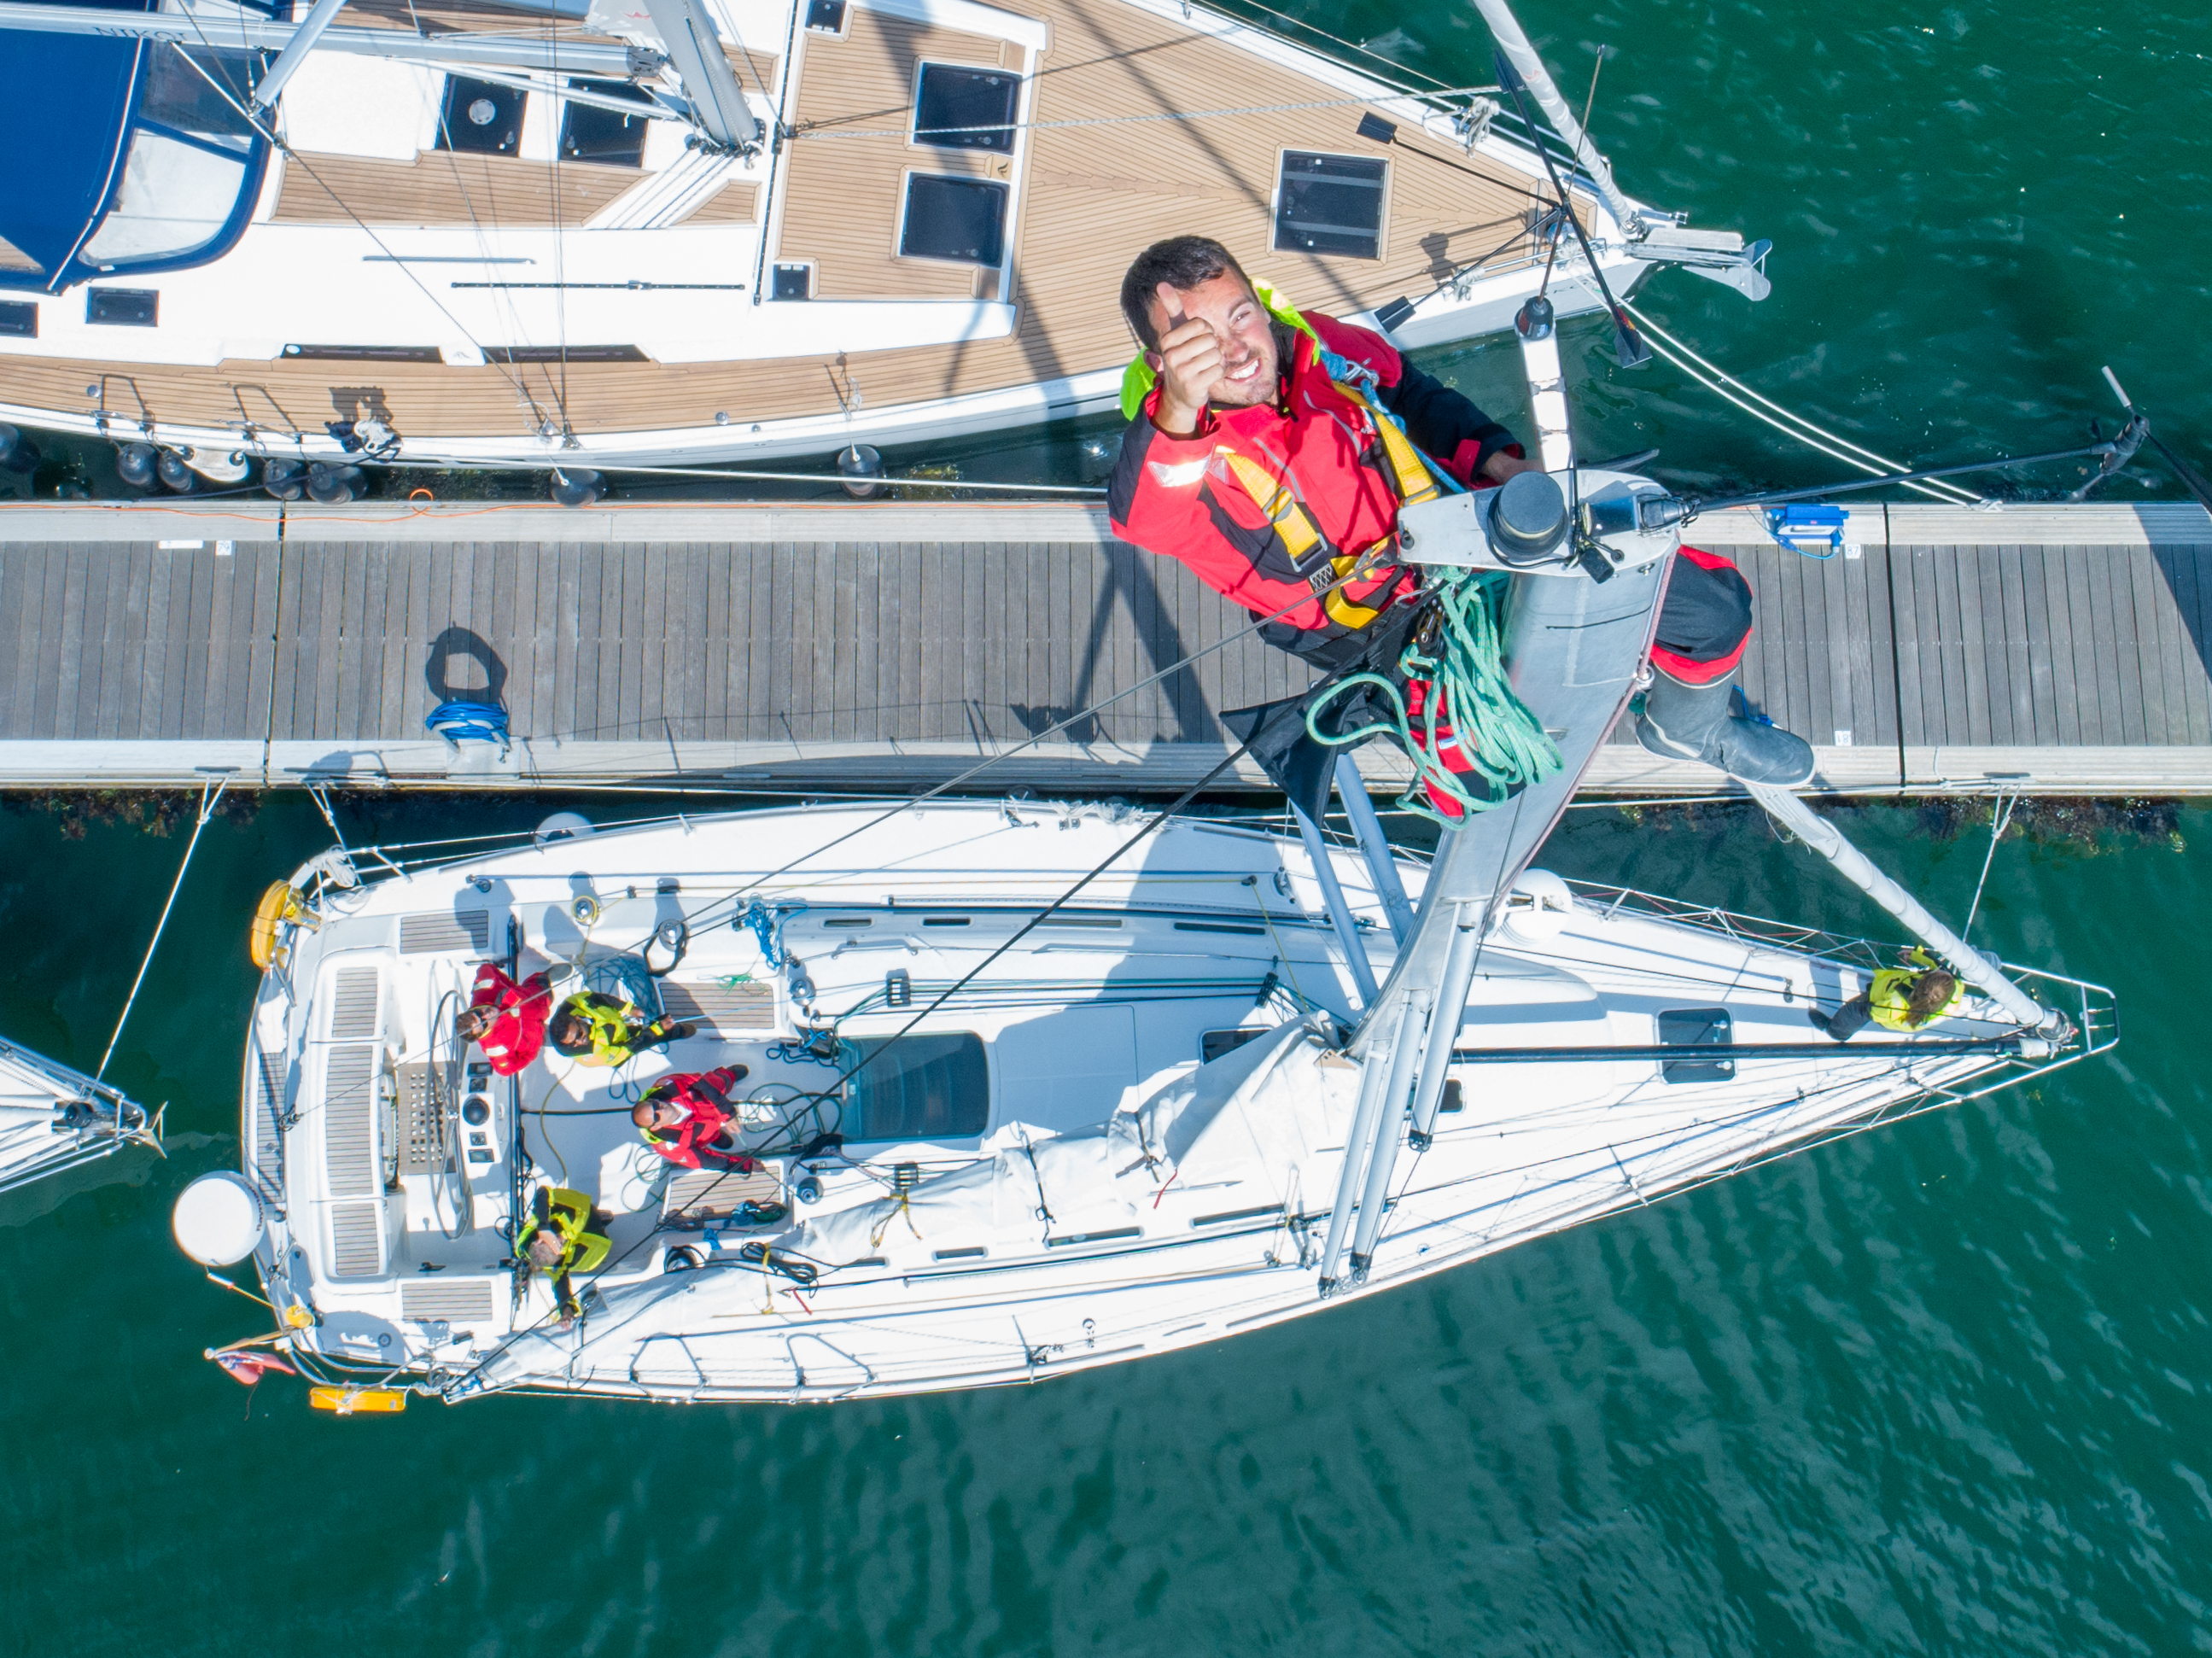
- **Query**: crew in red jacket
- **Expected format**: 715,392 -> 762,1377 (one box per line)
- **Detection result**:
631,1066 -> 758,1171
454,962 -> 553,1075
1107,236 -> 1812,786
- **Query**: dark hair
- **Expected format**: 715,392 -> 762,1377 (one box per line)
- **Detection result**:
1118,236 -> 1252,350
1905,969 -> 1958,1025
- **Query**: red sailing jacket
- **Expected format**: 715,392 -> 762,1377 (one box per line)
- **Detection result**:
468,964 -> 552,1076
1108,312 -> 1518,659
639,1067 -> 756,1171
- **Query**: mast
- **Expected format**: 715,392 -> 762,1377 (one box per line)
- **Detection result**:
248,0 -> 350,115
639,0 -> 762,152
1468,0 -> 1648,240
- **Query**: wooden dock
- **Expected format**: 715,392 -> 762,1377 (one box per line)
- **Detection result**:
1,498 -> 2209,797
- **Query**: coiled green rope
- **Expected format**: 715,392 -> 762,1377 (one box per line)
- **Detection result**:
1303,570 -> 1561,825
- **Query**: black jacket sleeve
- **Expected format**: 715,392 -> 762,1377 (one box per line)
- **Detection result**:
1376,362 -> 1517,480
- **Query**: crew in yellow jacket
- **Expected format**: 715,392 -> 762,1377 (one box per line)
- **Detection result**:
1813,948 -> 1964,1042
546,990 -> 691,1067
517,1187 -> 612,1323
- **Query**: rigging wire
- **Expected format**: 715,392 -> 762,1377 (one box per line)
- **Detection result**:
1617,298 -> 1983,506
366,456 -> 1106,495
1960,791 -> 2018,945
546,12 -> 571,438
793,86 -> 1503,139
1205,0 -> 1464,95
97,774 -> 228,1081
538,558 -> 1402,960
406,0 -> 564,433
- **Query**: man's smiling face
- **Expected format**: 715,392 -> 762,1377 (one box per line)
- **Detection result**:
1145,271 -> 1281,409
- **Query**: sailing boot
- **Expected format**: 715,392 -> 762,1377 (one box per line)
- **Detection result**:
1634,663 -> 1816,785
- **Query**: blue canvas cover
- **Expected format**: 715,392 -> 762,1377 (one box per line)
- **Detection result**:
0,0 -> 270,293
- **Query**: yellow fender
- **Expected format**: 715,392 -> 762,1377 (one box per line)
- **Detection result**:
309,1385 -> 408,1415
248,881 -> 312,971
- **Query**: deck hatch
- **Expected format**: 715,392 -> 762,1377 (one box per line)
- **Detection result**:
328,1201 -> 385,1279
1199,1028 -> 1269,1063
1657,1007 -> 1735,1082
803,0 -> 848,32
1274,151 -> 1387,260
898,175 -> 1008,266
399,910 -> 492,955
842,1032 -> 988,1141
439,78 -> 524,156
560,79 -> 652,167
0,301 -> 34,338
912,64 -> 1019,155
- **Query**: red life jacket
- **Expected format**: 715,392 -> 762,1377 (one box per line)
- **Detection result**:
1109,313 -> 1478,657
639,1067 -> 753,1171
469,964 -> 552,1076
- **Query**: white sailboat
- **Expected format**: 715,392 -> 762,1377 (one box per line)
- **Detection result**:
0,0 -> 1768,488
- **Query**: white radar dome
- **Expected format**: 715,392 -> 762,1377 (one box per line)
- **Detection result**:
172,1171 -> 266,1267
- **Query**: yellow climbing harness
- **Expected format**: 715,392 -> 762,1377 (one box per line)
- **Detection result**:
1215,377 -> 1439,632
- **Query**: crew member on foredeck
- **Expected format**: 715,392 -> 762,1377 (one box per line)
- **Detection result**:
455,962 -> 553,1075
1811,948 -> 1964,1042
1106,235 -> 1813,789
547,990 -> 692,1068
632,1066 -> 759,1171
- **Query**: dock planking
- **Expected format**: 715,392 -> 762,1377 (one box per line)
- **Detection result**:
0,499 -> 2209,797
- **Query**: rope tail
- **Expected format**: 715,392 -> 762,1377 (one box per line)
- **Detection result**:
1304,572 -> 1561,826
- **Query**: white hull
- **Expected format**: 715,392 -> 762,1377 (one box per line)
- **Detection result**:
226,801 -> 2105,1403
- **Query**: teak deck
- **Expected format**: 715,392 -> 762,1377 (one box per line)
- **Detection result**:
2,0 -> 1550,445
1,499 -> 2209,799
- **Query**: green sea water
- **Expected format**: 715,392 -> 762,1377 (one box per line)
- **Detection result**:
6,0 -> 2212,1650
0,791 -> 2203,1655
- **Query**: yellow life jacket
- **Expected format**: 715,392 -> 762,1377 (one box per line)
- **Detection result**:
554,991 -> 645,1068
517,1187 -> 611,1277
1867,949 -> 1965,1031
